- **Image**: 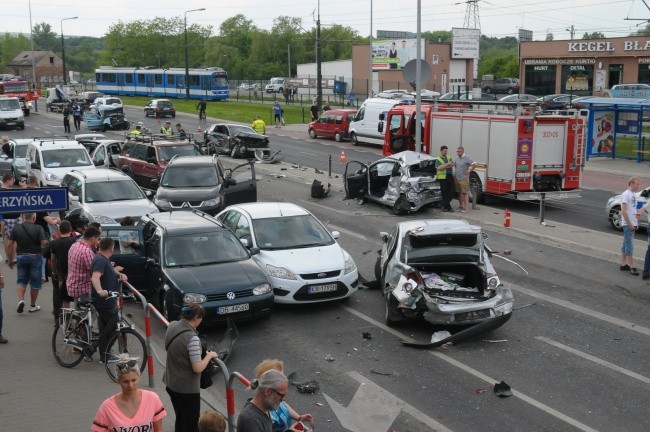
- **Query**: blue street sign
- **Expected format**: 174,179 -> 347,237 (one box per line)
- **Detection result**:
0,187 -> 68,213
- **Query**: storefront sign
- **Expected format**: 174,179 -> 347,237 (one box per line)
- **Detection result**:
524,59 -> 596,65
568,41 -> 614,52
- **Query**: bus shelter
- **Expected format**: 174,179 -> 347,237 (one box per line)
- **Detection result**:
581,97 -> 650,162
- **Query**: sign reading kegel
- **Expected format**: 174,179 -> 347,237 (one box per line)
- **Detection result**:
0,187 -> 69,214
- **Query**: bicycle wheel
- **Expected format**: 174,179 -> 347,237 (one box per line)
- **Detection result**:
52,320 -> 88,368
104,328 -> 148,382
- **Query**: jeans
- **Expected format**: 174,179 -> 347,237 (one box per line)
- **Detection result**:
0,287 -> 4,335
16,254 -> 43,289
644,233 -> 650,277
621,226 -> 634,256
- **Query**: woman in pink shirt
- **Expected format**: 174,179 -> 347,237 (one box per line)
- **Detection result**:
92,356 -> 166,432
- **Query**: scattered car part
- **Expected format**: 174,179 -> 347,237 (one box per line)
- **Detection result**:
494,381 -> 513,397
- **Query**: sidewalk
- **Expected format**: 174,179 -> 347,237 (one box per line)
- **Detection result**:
0,270 -> 227,431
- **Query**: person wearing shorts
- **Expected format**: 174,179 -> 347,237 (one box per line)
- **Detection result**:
454,147 -> 477,213
6,213 -> 48,313
619,176 -> 641,275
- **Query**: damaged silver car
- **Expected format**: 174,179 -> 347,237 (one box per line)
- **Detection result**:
375,219 -> 514,327
344,150 -> 441,215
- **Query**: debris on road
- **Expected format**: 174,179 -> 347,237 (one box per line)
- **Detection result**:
362,332 -> 373,340
325,354 -> 336,362
371,369 -> 391,376
287,372 -> 320,394
494,381 -> 513,397
431,331 -> 451,343
475,388 -> 488,395
482,339 -> 508,343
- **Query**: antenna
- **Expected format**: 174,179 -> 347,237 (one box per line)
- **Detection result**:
462,0 -> 481,30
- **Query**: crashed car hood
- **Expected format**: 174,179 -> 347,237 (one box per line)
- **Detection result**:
234,132 -> 269,146
164,259 -> 268,294
257,244 -> 346,274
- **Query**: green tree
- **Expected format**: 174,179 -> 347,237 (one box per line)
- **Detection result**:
0,33 -> 31,73
32,22 -> 58,52
546,32 -> 554,41
633,23 -> 650,36
582,32 -> 605,39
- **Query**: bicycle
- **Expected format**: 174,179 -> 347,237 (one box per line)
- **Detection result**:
52,290 -> 147,382
198,109 -> 206,122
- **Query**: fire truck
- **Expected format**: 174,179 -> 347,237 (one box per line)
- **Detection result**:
381,102 -> 584,202
0,78 -> 39,116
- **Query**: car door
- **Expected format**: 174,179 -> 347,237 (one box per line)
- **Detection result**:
102,226 -> 148,293
223,161 -> 257,207
0,148 -> 13,177
64,175 -> 83,211
92,144 -> 108,167
344,161 -> 368,199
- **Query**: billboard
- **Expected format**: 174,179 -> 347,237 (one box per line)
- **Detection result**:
452,28 -> 480,59
372,39 -> 424,71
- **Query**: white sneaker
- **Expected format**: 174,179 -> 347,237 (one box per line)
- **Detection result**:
28,305 -> 41,313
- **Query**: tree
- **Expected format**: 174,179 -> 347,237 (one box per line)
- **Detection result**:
633,23 -> 650,36
546,32 -> 554,41
32,22 -> 58,52
582,32 -> 605,39
0,33 -> 31,73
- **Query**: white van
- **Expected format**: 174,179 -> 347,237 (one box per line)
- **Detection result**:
348,98 -> 403,146
26,139 -> 96,186
0,96 -> 25,130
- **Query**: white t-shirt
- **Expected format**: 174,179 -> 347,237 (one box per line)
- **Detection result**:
621,189 -> 638,227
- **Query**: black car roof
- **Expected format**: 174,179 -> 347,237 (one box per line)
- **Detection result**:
146,210 -> 225,236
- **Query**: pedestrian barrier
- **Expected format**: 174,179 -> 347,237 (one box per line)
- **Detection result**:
123,281 -> 252,431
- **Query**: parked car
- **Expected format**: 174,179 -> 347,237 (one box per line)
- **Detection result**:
117,136 -> 203,188
538,94 -> 572,112
483,78 -> 519,94
308,109 -> 357,142
499,94 -> 538,102
409,89 -> 441,99
0,138 -> 30,179
61,168 -> 158,226
26,138 -> 95,186
144,99 -> 176,118
376,89 -> 414,99
90,96 -> 123,111
217,202 -> 358,304
74,133 -> 108,141
77,139 -> 123,168
152,155 -> 257,215
569,96 -> 594,109
344,150 -> 441,215
376,219 -> 514,327
107,211 -> 273,323
0,96 -> 25,130
202,123 -> 270,158
606,187 -> 650,231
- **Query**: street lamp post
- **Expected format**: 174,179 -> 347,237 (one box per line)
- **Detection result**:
184,8 -> 205,99
60,16 -> 78,85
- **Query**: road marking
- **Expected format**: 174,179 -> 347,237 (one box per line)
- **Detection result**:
536,336 -> 650,385
299,151 -> 318,156
342,306 -> 601,432
324,371 -> 454,432
510,283 -> 650,337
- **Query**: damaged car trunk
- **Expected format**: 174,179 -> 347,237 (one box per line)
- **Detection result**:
378,220 -> 514,327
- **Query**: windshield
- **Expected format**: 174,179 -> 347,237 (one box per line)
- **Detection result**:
270,78 -> 284,84
164,231 -> 248,267
160,165 -> 219,188
0,99 -> 20,111
14,144 -> 28,158
42,149 -> 91,168
85,179 -> 145,203
105,98 -> 121,105
229,125 -> 256,135
252,214 -> 334,250
2,82 -> 29,92
403,232 -> 481,263
212,77 -> 228,87
157,145 -> 202,161
81,142 -> 99,154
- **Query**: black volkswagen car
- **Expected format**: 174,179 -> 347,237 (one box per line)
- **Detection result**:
106,210 -> 273,324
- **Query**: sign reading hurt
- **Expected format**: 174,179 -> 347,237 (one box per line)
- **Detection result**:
0,187 -> 69,213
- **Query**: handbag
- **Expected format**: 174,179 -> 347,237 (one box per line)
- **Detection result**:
165,329 -> 213,389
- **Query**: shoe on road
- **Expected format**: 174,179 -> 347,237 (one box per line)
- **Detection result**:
17,300 -> 25,313
0,335 -> 8,344
620,264 -> 630,271
629,268 -> 640,276
28,305 -> 41,313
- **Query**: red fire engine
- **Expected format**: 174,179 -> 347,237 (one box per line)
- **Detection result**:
381,102 -> 584,202
0,78 -> 40,116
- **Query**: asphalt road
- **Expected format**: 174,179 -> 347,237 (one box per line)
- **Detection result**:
13,107 -> 650,431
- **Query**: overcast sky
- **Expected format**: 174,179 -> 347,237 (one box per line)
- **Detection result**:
7,0 -> 650,41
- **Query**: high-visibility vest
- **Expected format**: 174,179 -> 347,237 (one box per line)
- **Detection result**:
436,156 -> 452,179
160,126 -> 173,135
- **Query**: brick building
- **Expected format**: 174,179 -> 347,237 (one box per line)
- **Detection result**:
6,51 -> 63,86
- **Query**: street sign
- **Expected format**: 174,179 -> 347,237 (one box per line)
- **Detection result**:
0,187 -> 68,213
452,28 -> 480,59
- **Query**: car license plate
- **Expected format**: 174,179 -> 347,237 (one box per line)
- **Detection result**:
308,283 -> 338,294
217,303 -> 249,315
455,309 -> 490,322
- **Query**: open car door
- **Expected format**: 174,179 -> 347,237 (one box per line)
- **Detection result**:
223,161 -> 257,207
344,161 -> 368,199
101,226 -> 150,293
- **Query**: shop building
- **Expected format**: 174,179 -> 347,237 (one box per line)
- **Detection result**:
520,37 -> 650,96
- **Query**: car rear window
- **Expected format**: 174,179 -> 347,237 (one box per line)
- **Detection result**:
409,233 -> 477,248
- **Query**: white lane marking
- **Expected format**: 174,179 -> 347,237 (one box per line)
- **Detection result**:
536,336 -> 650,385
300,151 -> 319,156
342,306 -> 601,432
324,371 -> 454,432
510,284 -> 650,337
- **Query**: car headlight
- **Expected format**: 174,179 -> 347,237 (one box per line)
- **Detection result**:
45,172 -> 60,181
344,256 -> 357,274
94,215 -> 118,225
183,293 -> 206,304
487,275 -> 501,289
154,197 -> 171,210
252,283 -> 272,295
266,264 -> 296,280
202,198 -> 219,207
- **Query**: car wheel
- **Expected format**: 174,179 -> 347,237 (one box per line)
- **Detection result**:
374,257 -> 382,285
309,129 -> 317,139
334,132 -> 343,142
385,294 -> 400,327
392,195 -> 408,215
350,132 -> 359,146
469,172 -> 485,204
484,87 -> 492,93
609,207 -> 623,231
172,113 -> 175,118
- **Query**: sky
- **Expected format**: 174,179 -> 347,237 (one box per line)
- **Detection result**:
7,0 -> 650,41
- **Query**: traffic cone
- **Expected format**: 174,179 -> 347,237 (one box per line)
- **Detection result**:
503,208 -> 511,227
339,149 -> 347,163
197,125 -> 202,133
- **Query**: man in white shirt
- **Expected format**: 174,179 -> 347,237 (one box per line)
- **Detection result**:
620,176 -> 641,275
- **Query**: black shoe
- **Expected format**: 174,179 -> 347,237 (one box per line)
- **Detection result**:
17,300 -> 25,313
630,268 -> 640,276
446,208 -> 454,213
642,275 -> 650,280
620,264 -> 630,271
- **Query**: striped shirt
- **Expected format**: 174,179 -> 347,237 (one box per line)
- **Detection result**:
67,240 -> 95,298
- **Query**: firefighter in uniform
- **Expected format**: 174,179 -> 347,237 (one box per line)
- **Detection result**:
160,121 -> 173,136
434,145 -> 455,212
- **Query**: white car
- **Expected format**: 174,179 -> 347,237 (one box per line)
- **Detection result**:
217,202 -> 358,304
606,187 -> 650,231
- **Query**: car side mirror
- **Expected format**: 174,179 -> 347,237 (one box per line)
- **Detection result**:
93,159 -> 102,166
30,162 -> 39,169
146,157 -> 157,164
150,179 -> 159,189
69,194 -> 79,202
380,232 -> 389,242
331,230 -> 340,239
144,189 -> 153,198
482,232 -> 489,240
249,247 -> 260,256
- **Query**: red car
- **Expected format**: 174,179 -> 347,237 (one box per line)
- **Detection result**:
308,109 -> 357,142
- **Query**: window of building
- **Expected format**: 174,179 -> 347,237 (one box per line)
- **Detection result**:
638,64 -> 650,84
524,65 -> 557,96
561,65 -> 593,96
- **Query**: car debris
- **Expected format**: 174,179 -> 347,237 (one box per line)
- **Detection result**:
475,388 -> 488,395
494,381 -> 513,397
204,318 -> 239,376
362,331 -> 373,340
431,331 -> 452,343
482,339 -> 508,343
370,369 -> 391,376
287,372 -> 320,394
311,179 -> 331,198
254,149 -> 283,164
325,354 -> 336,362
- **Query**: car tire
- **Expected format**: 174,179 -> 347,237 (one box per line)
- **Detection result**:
484,87 -> 492,93
469,172 -> 485,204
334,132 -> 343,142
609,207 -> 623,231
349,132 -> 359,146
507,88 -> 514,95
374,257 -> 382,285
385,294 -> 400,327
392,195 -> 408,215
309,129 -> 317,139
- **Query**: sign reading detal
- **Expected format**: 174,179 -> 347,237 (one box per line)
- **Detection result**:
0,187 -> 68,213
452,28 -> 480,59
